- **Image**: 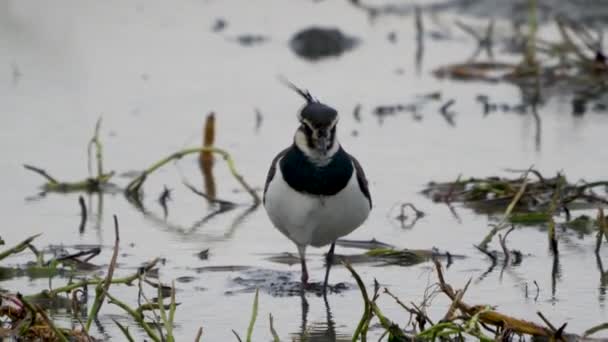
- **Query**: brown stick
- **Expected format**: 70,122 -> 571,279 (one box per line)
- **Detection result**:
432,259 -> 552,337
200,113 -> 217,200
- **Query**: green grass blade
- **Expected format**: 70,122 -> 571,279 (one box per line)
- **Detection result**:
246,288 -> 259,342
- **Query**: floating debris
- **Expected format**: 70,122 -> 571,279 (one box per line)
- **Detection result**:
192,265 -> 252,273
176,276 -> 197,283
335,238 -> 394,250
229,34 -> 268,46
211,18 -> 227,32
423,171 -> 608,215
197,248 -> 209,260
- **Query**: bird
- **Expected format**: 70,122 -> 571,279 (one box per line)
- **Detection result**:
263,81 -> 372,293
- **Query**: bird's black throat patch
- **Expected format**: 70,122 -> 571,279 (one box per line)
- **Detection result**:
280,145 -> 353,196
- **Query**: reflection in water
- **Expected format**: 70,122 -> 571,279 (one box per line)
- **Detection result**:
77,195 -> 87,234
391,202 -> 426,229
223,205 -> 259,239
87,191 -> 104,241
517,83 -> 543,152
551,247 -> 561,304
596,252 -> 608,306
158,186 -> 172,220
414,6 -> 424,75
531,103 -> 542,152
125,188 -> 259,239
476,258 -> 496,284
292,294 -> 350,342
455,19 -> 494,62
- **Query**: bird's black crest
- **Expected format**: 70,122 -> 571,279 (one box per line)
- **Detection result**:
279,77 -> 315,104
279,77 -> 338,127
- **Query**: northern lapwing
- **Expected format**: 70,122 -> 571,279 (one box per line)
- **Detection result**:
263,81 -> 372,293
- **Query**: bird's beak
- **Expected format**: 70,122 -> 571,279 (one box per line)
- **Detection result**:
316,136 -> 330,155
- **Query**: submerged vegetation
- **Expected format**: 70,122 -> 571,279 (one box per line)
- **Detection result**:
7,114 -> 608,340
5,228 -> 606,340
0,218 -> 181,341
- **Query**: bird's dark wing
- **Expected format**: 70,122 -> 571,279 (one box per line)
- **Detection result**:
350,156 -> 372,209
263,147 -> 290,204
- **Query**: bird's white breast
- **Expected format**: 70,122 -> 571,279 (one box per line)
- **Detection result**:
264,161 -> 371,247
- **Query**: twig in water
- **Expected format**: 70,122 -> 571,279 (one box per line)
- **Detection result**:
343,261 -> 407,340
432,259 -> 553,337
0,234 -> 42,261
478,168 -> 531,251
194,327 -> 203,342
57,247 -> 101,263
547,174 -> 564,255
23,164 -> 58,184
113,319 -> 136,342
584,321 -> 608,338
597,208 -> 608,254
125,147 -> 260,206
232,329 -> 243,342
24,164 -> 114,193
269,314 -> 280,342
536,311 -> 557,333
137,276 -> 164,339
439,99 -> 456,126
106,291 -> 161,342
345,260 -> 372,341
87,118 -> 104,179
498,226 -> 516,265
78,196 -> 87,234
383,288 -> 417,317
504,167 -> 546,184
537,311 -> 567,341
441,277 -> 472,322
85,215 -> 120,332
157,281 -> 176,342
26,258 -> 160,300
200,112 -> 217,200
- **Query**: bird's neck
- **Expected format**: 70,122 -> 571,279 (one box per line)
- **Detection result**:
293,130 -> 340,167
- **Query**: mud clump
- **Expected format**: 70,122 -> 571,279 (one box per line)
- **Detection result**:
227,268 -> 351,297
290,27 -> 358,60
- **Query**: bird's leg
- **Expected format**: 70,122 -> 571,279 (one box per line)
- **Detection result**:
323,242 -> 336,295
298,245 -> 309,288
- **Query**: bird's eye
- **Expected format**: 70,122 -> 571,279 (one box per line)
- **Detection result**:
302,123 -> 313,136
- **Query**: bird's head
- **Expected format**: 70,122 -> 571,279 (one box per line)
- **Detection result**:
282,79 -> 340,164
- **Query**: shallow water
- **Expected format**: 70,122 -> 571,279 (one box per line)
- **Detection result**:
1,0 -> 608,340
